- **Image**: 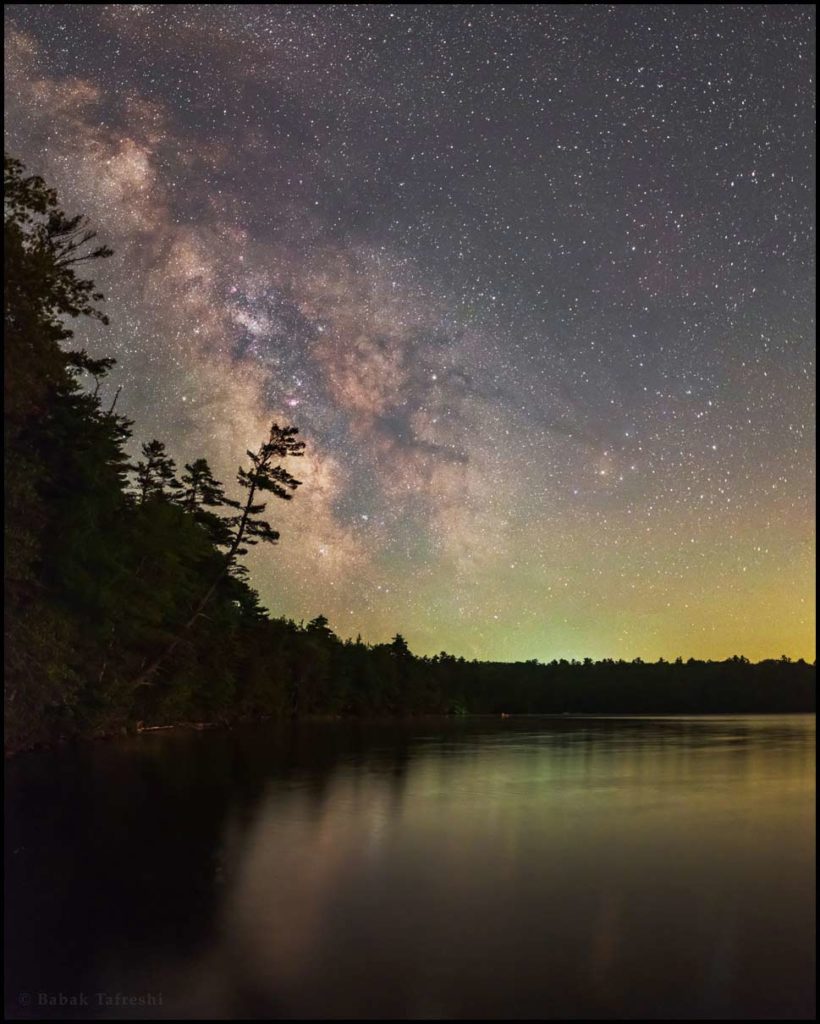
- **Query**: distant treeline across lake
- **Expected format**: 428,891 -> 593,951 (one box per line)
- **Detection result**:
4,154 -> 815,753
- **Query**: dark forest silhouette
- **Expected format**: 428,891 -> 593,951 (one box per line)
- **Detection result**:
3,156 -> 815,752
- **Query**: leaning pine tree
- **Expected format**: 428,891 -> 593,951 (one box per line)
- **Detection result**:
131,423 -> 305,688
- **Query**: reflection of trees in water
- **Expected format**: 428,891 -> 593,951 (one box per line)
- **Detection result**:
4,719 -> 423,1014
5,716 -> 815,1018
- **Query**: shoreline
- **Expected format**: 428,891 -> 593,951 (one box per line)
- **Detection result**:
6,707 -> 816,759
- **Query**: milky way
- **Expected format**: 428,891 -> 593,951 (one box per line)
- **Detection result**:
4,5 -> 815,660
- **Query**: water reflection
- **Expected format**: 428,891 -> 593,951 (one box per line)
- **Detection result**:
5,716 -> 815,1019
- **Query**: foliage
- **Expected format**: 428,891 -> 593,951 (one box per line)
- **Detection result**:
4,156 -> 816,752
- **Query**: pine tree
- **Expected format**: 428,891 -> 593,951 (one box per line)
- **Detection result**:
225,425 -> 305,554
4,154 -> 121,747
130,423 -> 305,688
179,457 -> 229,513
178,457 -> 236,546
134,439 -> 182,503
307,614 -> 336,641
390,633 -> 411,658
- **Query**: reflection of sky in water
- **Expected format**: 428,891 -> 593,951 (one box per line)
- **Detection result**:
206,717 -> 814,1019
5,716 -> 815,1019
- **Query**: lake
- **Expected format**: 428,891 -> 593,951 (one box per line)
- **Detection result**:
5,715 -> 816,1019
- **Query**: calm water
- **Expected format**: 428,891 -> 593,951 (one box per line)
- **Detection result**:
5,716 -> 816,1020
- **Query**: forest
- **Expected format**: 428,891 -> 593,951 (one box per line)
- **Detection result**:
4,155 -> 815,753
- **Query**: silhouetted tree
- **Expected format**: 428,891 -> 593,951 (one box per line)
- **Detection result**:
226,425 -> 305,553
179,458 -> 228,513
5,153 -> 120,747
134,439 -> 182,503
390,633 -> 411,658
307,615 -> 336,641
177,457 -> 235,546
4,153 -> 816,752
130,423 -> 305,689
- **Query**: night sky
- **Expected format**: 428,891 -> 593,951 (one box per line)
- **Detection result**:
4,5 -> 815,662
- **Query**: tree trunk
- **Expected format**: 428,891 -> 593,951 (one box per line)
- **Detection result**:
129,480 -> 257,690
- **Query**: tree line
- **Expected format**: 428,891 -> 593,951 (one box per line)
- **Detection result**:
3,155 -> 815,752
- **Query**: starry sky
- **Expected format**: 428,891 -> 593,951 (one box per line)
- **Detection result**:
4,4 -> 815,662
